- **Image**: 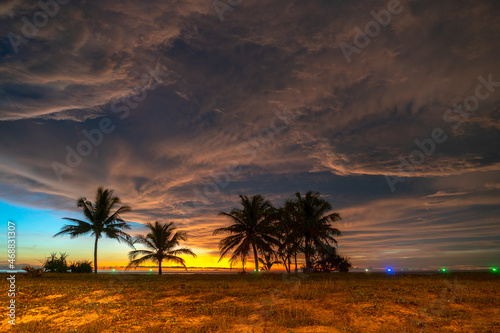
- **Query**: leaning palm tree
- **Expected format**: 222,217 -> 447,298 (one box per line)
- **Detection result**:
54,187 -> 132,274
293,191 -> 342,271
126,221 -> 196,275
213,194 -> 276,273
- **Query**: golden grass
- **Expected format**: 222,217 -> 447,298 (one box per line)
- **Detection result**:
1,272 -> 499,332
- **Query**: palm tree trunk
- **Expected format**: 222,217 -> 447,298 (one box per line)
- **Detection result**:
294,253 -> 298,273
159,259 -> 162,275
94,236 -> 98,274
304,236 -> 311,271
252,243 -> 259,272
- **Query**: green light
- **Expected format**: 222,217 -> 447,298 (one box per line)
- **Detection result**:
493,268 -> 497,272
441,268 -> 446,272
150,269 -> 152,272
112,269 -> 115,272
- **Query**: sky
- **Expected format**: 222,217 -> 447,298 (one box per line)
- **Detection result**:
0,0 -> 499,271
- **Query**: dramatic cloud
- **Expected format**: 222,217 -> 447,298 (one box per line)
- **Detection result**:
1,0 -> 499,269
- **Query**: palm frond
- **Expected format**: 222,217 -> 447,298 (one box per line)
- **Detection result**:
53,219 -> 93,238
126,253 -> 157,270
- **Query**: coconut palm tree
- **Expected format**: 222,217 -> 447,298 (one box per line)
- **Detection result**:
213,194 -> 276,272
54,187 -> 132,274
126,221 -> 196,275
276,201 -> 303,273
292,191 -> 342,271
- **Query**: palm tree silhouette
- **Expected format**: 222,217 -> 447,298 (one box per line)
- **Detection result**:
276,200 -> 303,273
126,221 -> 196,275
258,252 -> 281,272
54,187 -> 132,274
292,191 -> 341,271
213,194 -> 276,273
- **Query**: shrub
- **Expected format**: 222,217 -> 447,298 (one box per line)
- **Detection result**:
313,246 -> 352,272
69,260 -> 93,273
42,252 -> 69,273
23,265 -> 43,278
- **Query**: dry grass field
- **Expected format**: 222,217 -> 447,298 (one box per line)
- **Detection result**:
1,272 -> 499,332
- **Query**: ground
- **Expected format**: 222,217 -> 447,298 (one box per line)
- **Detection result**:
1,272 -> 499,332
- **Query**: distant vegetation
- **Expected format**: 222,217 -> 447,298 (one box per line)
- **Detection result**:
52,186 -> 350,274
22,265 -> 43,278
69,260 -> 93,273
214,191 -> 351,273
39,252 -> 92,273
42,252 -> 69,273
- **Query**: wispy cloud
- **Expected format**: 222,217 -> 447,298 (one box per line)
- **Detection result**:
1,0 -> 499,269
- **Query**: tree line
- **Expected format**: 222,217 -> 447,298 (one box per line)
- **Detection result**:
53,187 -> 350,274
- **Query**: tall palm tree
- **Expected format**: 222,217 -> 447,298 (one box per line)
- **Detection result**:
54,187 -> 132,274
276,201 -> 303,273
293,191 -> 342,271
126,221 -> 196,275
213,194 -> 276,272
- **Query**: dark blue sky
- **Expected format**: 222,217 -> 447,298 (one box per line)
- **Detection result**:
0,0 -> 499,270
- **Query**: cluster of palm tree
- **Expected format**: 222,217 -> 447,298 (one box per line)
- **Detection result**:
54,187 -> 350,275
214,191 -> 351,273
54,187 -> 195,275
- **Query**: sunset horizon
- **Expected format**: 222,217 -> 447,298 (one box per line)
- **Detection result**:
1,0 -> 499,331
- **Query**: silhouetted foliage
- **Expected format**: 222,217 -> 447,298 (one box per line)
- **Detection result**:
54,187 -> 132,274
42,252 -> 69,272
126,221 -> 196,275
69,260 -> 93,273
274,201 -> 303,273
213,191 -> 347,273
214,194 -> 277,272
23,265 -> 43,278
312,245 -> 352,273
290,191 -> 342,272
258,252 -> 281,272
